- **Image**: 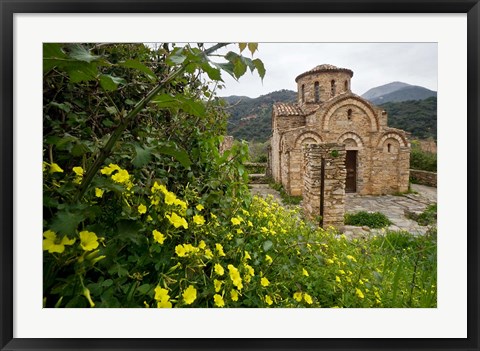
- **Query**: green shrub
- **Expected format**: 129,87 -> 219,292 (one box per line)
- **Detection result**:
410,148 -> 437,172
416,203 -> 437,226
344,211 -> 392,228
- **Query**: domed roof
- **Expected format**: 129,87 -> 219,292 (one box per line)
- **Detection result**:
295,64 -> 354,82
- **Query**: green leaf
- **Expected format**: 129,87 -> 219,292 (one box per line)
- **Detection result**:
71,142 -> 90,157
263,240 -> 273,252
132,144 -> 152,168
167,48 -> 187,65
106,106 -> 118,115
117,220 -> 143,245
156,145 -> 192,169
200,62 -> 222,81
233,58 -> 247,79
151,94 -> 206,117
67,44 -> 101,63
253,58 -> 266,80
99,74 -> 126,91
65,62 -> 98,83
50,101 -> 71,113
238,43 -> 247,53
247,43 -> 258,56
213,62 -> 236,80
50,210 -> 86,236
120,59 -> 156,81
137,284 -> 152,295
43,44 -> 67,72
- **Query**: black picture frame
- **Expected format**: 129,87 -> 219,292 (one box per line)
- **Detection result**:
1,1 -> 479,350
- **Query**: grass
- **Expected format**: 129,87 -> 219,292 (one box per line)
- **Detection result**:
344,211 -> 392,228
269,182 -> 302,205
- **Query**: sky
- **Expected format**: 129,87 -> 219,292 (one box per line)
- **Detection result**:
213,43 -> 437,99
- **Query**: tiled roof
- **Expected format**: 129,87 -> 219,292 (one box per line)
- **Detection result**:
273,102 -> 304,116
295,64 -> 354,82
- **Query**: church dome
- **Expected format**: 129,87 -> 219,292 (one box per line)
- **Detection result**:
295,64 -> 354,82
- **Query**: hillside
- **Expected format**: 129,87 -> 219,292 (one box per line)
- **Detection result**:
224,89 -> 296,142
380,96 -> 437,140
362,82 -> 437,104
223,88 -> 437,142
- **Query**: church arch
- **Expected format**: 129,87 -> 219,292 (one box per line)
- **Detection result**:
322,96 -> 379,132
377,132 -> 408,149
338,132 -> 364,149
295,131 -> 323,148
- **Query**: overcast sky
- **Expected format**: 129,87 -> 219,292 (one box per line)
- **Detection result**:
214,43 -> 437,98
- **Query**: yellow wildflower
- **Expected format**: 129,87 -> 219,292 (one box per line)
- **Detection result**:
213,294 -> 225,307
152,230 -> 165,245
231,217 -> 241,225
247,221 -> 253,227
100,163 -> 121,175
42,230 -> 75,254
214,279 -> 223,292
303,293 -> 313,304
355,288 -> 365,299
164,191 -> 176,205
244,251 -> 251,260
157,300 -> 173,308
138,204 -> 147,214
265,255 -> 273,264
204,249 -> 213,259
244,264 -> 254,277
82,287 -> 95,307
303,268 -> 309,277
193,215 -> 205,226
95,188 -> 104,198
111,169 -> 130,184
228,264 -> 243,290
196,204 -> 204,211
265,295 -> 273,305
346,255 -> 357,263
339,269 -> 346,275
49,163 -> 64,173
175,245 -> 187,257
215,243 -> 226,257
261,277 -> 270,287
198,240 -> 206,250
293,292 -> 303,302
166,212 -> 188,229
325,258 -> 334,265
230,289 -> 239,302
72,166 -> 84,177
336,276 -> 341,283
182,285 -> 197,305
79,231 -> 99,251
214,263 -> 224,276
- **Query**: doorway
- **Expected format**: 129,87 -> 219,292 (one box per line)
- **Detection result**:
345,150 -> 357,193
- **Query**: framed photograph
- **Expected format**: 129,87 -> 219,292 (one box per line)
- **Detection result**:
1,1 -> 479,350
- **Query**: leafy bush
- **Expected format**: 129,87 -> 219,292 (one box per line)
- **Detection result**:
344,211 -> 392,228
269,182 -> 302,205
410,147 -> 437,172
416,203 -> 437,226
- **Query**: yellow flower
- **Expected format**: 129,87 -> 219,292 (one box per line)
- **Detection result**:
196,204 -> 204,211
151,181 -> 167,194
228,264 -> 243,290
303,268 -> 309,277
346,255 -> 357,263
336,276 -> 341,283
166,212 -> 188,229
214,263 -> 224,276
230,289 -> 239,302
72,166 -> 84,177
265,255 -> 273,264
244,251 -> 251,260
198,240 -> 206,250
146,215 -> 153,222
157,300 -> 173,308
247,220 -> 253,227
213,294 -> 225,307
265,295 -> 273,305
175,245 -> 187,257
202,249 -> 212,260
214,279 -> 223,292
260,227 -> 268,233
339,269 -> 346,275
42,230 -> 75,254
193,215 -> 205,226
293,292 -> 303,302
355,288 -> 365,299
244,264 -> 254,277
138,204 -> 147,214
261,277 -> 270,287
325,258 -> 334,265
79,231 -> 99,251
164,191 -> 177,205
215,243 -> 226,256
173,198 -> 187,210
303,293 -> 313,304
111,169 -> 130,184
182,285 -> 197,305
95,188 -> 104,198
100,163 -> 121,175
49,163 -> 64,173
82,287 -> 95,307
231,217 -> 241,225
152,230 -> 165,244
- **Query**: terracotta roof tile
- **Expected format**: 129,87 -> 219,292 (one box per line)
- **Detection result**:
295,64 -> 354,82
273,102 -> 304,116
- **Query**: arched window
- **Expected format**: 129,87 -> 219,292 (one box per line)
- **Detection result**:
301,84 -> 305,103
344,80 -> 349,91
331,80 -> 336,97
347,108 -> 352,120
314,82 -> 320,103
387,143 -> 392,153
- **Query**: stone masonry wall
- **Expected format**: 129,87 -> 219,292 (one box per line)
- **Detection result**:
410,169 -> 437,187
303,143 -> 346,229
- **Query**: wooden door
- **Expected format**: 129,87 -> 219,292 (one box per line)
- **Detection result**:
345,150 -> 357,193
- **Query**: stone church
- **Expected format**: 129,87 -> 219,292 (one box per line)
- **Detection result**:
268,64 -> 410,196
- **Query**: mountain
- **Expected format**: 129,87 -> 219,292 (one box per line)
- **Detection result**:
379,96 -> 437,140
222,87 -> 437,142
222,89 -> 296,142
362,82 -> 437,104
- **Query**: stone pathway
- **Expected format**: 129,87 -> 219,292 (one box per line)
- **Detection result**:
249,183 -> 436,236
